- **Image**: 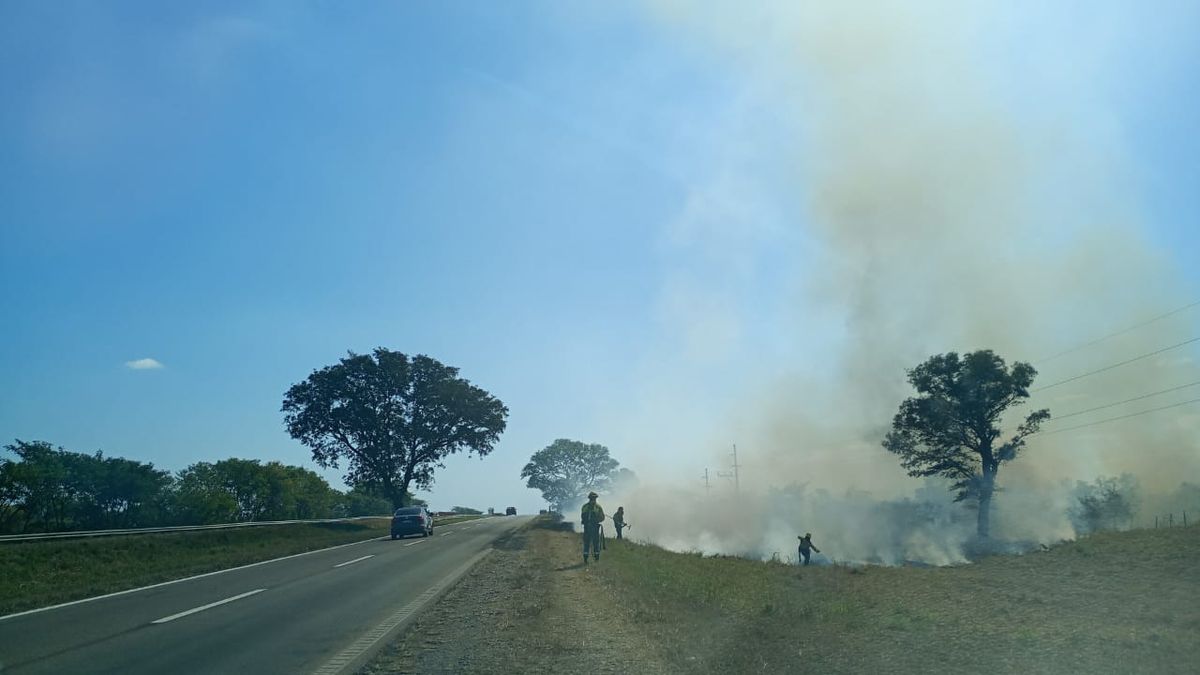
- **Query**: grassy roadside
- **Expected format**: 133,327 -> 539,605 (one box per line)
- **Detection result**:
363,517 -> 664,675
433,514 -> 486,526
364,519 -> 1198,674
591,526 -> 1199,674
0,514 -> 481,616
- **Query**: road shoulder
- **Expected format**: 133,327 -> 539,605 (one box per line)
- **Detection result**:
361,518 -> 665,674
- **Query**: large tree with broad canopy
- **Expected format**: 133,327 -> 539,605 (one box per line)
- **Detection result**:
521,439 -> 621,512
882,350 -> 1050,539
282,349 -> 508,509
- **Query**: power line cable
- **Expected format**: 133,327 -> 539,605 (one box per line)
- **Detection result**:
1033,397 -> 1200,437
1050,380 -> 1200,421
1036,299 -> 1200,364
1031,336 -> 1200,393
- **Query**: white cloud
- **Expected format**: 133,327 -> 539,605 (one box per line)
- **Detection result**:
125,358 -> 165,370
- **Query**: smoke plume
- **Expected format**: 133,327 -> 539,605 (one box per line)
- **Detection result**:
597,1 -> 1200,564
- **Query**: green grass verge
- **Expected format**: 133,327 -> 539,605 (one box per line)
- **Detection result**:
433,514 -> 486,526
0,514 -> 488,616
0,514 -> 489,616
594,527 -> 1199,674
0,518 -> 405,615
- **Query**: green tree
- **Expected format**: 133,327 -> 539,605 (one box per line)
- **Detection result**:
171,461 -> 241,524
335,482 -> 424,517
172,459 -> 344,523
0,457 -> 26,533
520,439 -> 620,512
1069,474 -> 1139,533
1,440 -> 171,532
282,349 -> 508,509
278,464 -> 340,520
612,467 -> 640,493
882,350 -> 1050,539
451,506 -> 482,515
335,487 -> 394,517
78,454 -> 172,529
6,441 -> 72,530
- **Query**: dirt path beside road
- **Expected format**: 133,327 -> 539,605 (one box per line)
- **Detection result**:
361,517 -> 664,674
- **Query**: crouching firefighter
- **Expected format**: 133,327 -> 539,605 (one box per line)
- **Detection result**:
581,491 -> 605,564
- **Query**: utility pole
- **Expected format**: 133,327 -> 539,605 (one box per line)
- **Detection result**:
702,468 -> 712,492
731,444 -> 741,495
717,444 -> 741,495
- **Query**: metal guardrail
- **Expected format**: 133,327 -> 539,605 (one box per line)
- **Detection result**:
0,516 -> 391,543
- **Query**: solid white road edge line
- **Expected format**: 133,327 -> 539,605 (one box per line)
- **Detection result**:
151,589 -> 266,625
311,549 -> 493,675
334,555 -> 375,568
0,535 -> 389,622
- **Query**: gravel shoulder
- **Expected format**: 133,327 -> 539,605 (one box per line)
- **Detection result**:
360,517 -> 665,674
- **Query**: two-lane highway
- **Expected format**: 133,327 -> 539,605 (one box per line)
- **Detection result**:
0,515 -> 530,674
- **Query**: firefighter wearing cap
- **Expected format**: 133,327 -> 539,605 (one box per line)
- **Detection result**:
580,491 -> 605,563
797,532 -> 820,566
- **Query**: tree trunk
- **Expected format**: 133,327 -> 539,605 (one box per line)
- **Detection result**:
391,467 -> 414,510
381,475 -> 400,511
977,491 -> 991,539
977,469 -> 996,539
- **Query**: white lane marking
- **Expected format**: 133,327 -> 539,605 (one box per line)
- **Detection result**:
151,589 -> 266,624
334,555 -> 375,568
440,531 -> 454,537
403,539 -> 427,547
0,535 -> 390,623
311,550 -> 492,675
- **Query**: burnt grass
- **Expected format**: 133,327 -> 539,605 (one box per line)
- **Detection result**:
593,524 -> 1199,674
367,518 -> 1198,674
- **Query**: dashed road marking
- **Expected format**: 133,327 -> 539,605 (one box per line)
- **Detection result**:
151,589 -> 265,624
333,555 -> 375,568
403,539 -> 427,547
310,550 -> 491,675
0,536 -> 388,623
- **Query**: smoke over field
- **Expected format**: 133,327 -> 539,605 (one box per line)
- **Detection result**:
593,1 -> 1200,564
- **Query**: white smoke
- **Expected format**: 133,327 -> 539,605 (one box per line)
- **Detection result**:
596,1 -> 1200,564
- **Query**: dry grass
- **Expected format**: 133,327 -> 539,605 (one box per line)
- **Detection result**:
364,518 -> 666,674
594,526 -> 1199,674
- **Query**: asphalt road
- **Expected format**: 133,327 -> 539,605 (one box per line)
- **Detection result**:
0,515 -> 531,674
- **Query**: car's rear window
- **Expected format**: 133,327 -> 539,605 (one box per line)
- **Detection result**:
394,507 -> 423,516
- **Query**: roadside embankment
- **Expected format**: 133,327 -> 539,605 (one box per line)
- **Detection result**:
365,519 -> 1199,674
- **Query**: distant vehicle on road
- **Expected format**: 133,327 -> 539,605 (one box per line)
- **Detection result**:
391,506 -> 434,539
505,506 -> 517,516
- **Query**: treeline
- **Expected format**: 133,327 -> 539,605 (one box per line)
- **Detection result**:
0,440 -> 404,534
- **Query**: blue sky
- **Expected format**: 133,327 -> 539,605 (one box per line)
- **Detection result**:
2,2 -> 1198,512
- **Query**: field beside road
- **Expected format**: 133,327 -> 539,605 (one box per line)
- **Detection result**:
366,518 -> 1199,674
0,514 -> 481,616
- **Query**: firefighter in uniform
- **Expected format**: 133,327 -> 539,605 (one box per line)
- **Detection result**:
612,506 -> 627,540
580,491 -> 605,564
797,532 -> 821,566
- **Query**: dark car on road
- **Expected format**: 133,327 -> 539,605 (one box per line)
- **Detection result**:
505,506 -> 517,515
391,506 -> 433,539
